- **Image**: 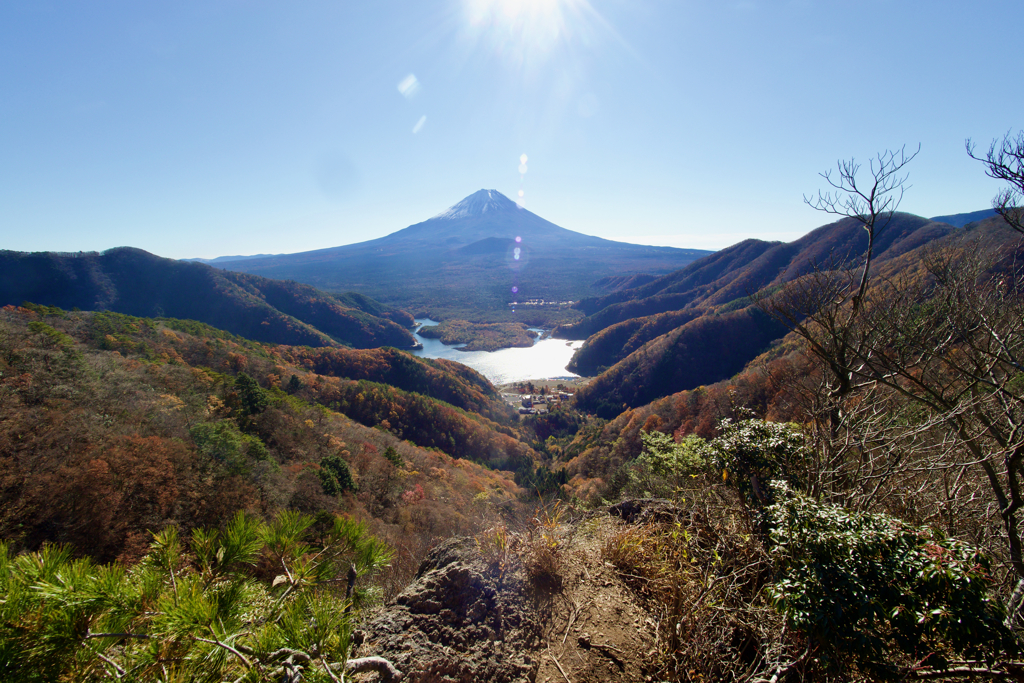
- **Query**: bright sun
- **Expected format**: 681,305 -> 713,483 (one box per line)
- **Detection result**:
467,0 -> 560,18
464,0 -> 574,60
495,0 -> 559,19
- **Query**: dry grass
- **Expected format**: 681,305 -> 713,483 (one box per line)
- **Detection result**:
523,502 -> 568,592
474,501 -> 575,593
476,523 -> 520,586
602,490 -> 789,682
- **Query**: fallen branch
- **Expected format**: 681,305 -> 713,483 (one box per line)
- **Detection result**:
551,654 -> 573,683
907,667 -> 1014,680
331,656 -> 403,682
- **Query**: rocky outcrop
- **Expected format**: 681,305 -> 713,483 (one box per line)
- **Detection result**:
353,538 -> 542,683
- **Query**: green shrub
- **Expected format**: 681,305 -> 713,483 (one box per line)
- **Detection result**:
704,418 -> 807,508
624,430 -> 706,499
767,487 -> 1017,678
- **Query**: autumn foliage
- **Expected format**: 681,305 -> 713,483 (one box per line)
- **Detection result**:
0,305 -> 529,577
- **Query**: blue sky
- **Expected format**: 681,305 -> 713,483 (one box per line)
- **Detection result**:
2,0 -> 1022,259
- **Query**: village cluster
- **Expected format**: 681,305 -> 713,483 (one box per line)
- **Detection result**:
511,391 -> 573,415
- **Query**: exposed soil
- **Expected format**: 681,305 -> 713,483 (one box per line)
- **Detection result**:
531,514 -> 660,683
352,505 -> 665,683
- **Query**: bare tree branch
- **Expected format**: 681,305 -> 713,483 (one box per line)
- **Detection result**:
967,131 -> 1024,234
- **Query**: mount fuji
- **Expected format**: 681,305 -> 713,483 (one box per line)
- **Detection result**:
209,190 -> 711,322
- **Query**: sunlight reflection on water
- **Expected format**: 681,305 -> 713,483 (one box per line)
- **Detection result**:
409,319 -> 582,384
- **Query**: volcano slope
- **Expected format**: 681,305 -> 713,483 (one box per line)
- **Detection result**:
213,189 -> 710,324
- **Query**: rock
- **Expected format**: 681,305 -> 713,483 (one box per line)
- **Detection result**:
353,537 -> 541,683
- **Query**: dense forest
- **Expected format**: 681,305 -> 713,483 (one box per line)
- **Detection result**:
560,211 -> 1003,417
0,306 -> 544,569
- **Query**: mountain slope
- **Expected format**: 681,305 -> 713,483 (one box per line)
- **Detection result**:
930,208 -> 997,227
214,190 -> 712,322
567,213 -> 959,415
573,306 -> 790,418
0,247 -> 417,349
0,305 -> 532,567
565,213 -> 955,331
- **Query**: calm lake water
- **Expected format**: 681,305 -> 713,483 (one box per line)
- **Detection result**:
409,319 -> 583,385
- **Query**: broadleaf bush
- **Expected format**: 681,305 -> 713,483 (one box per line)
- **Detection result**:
767,485 -> 1017,678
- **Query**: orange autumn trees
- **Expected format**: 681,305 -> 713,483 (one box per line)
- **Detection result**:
0,305 -> 529,573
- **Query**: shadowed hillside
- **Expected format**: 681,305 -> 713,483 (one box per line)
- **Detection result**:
567,213 -> 960,415
0,247 -> 417,349
564,212 -> 955,330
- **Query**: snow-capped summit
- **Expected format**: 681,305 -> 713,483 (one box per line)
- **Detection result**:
432,189 -> 519,220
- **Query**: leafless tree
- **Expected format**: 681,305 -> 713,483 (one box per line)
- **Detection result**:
968,130 -> 1024,234
760,143 -> 1024,625
758,147 -> 919,451
769,234 -> 1024,624
804,144 -> 919,311
843,243 -> 1024,620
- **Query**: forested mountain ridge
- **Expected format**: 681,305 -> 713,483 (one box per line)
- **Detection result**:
565,216 -> 1024,481
564,213 -> 963,415
564,212 -> 955,328
213,189 -> 712,323
0,247 -> 417,349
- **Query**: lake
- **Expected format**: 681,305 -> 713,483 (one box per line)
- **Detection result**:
409,319 -> 584,385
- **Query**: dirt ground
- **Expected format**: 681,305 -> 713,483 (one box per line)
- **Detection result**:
532,514 -> 661,683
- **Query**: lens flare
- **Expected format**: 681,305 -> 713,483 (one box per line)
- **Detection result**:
515,236 -> 522,242
463,0 -> 581,75
520,153 -> 528,164
397,74 -> 420,99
